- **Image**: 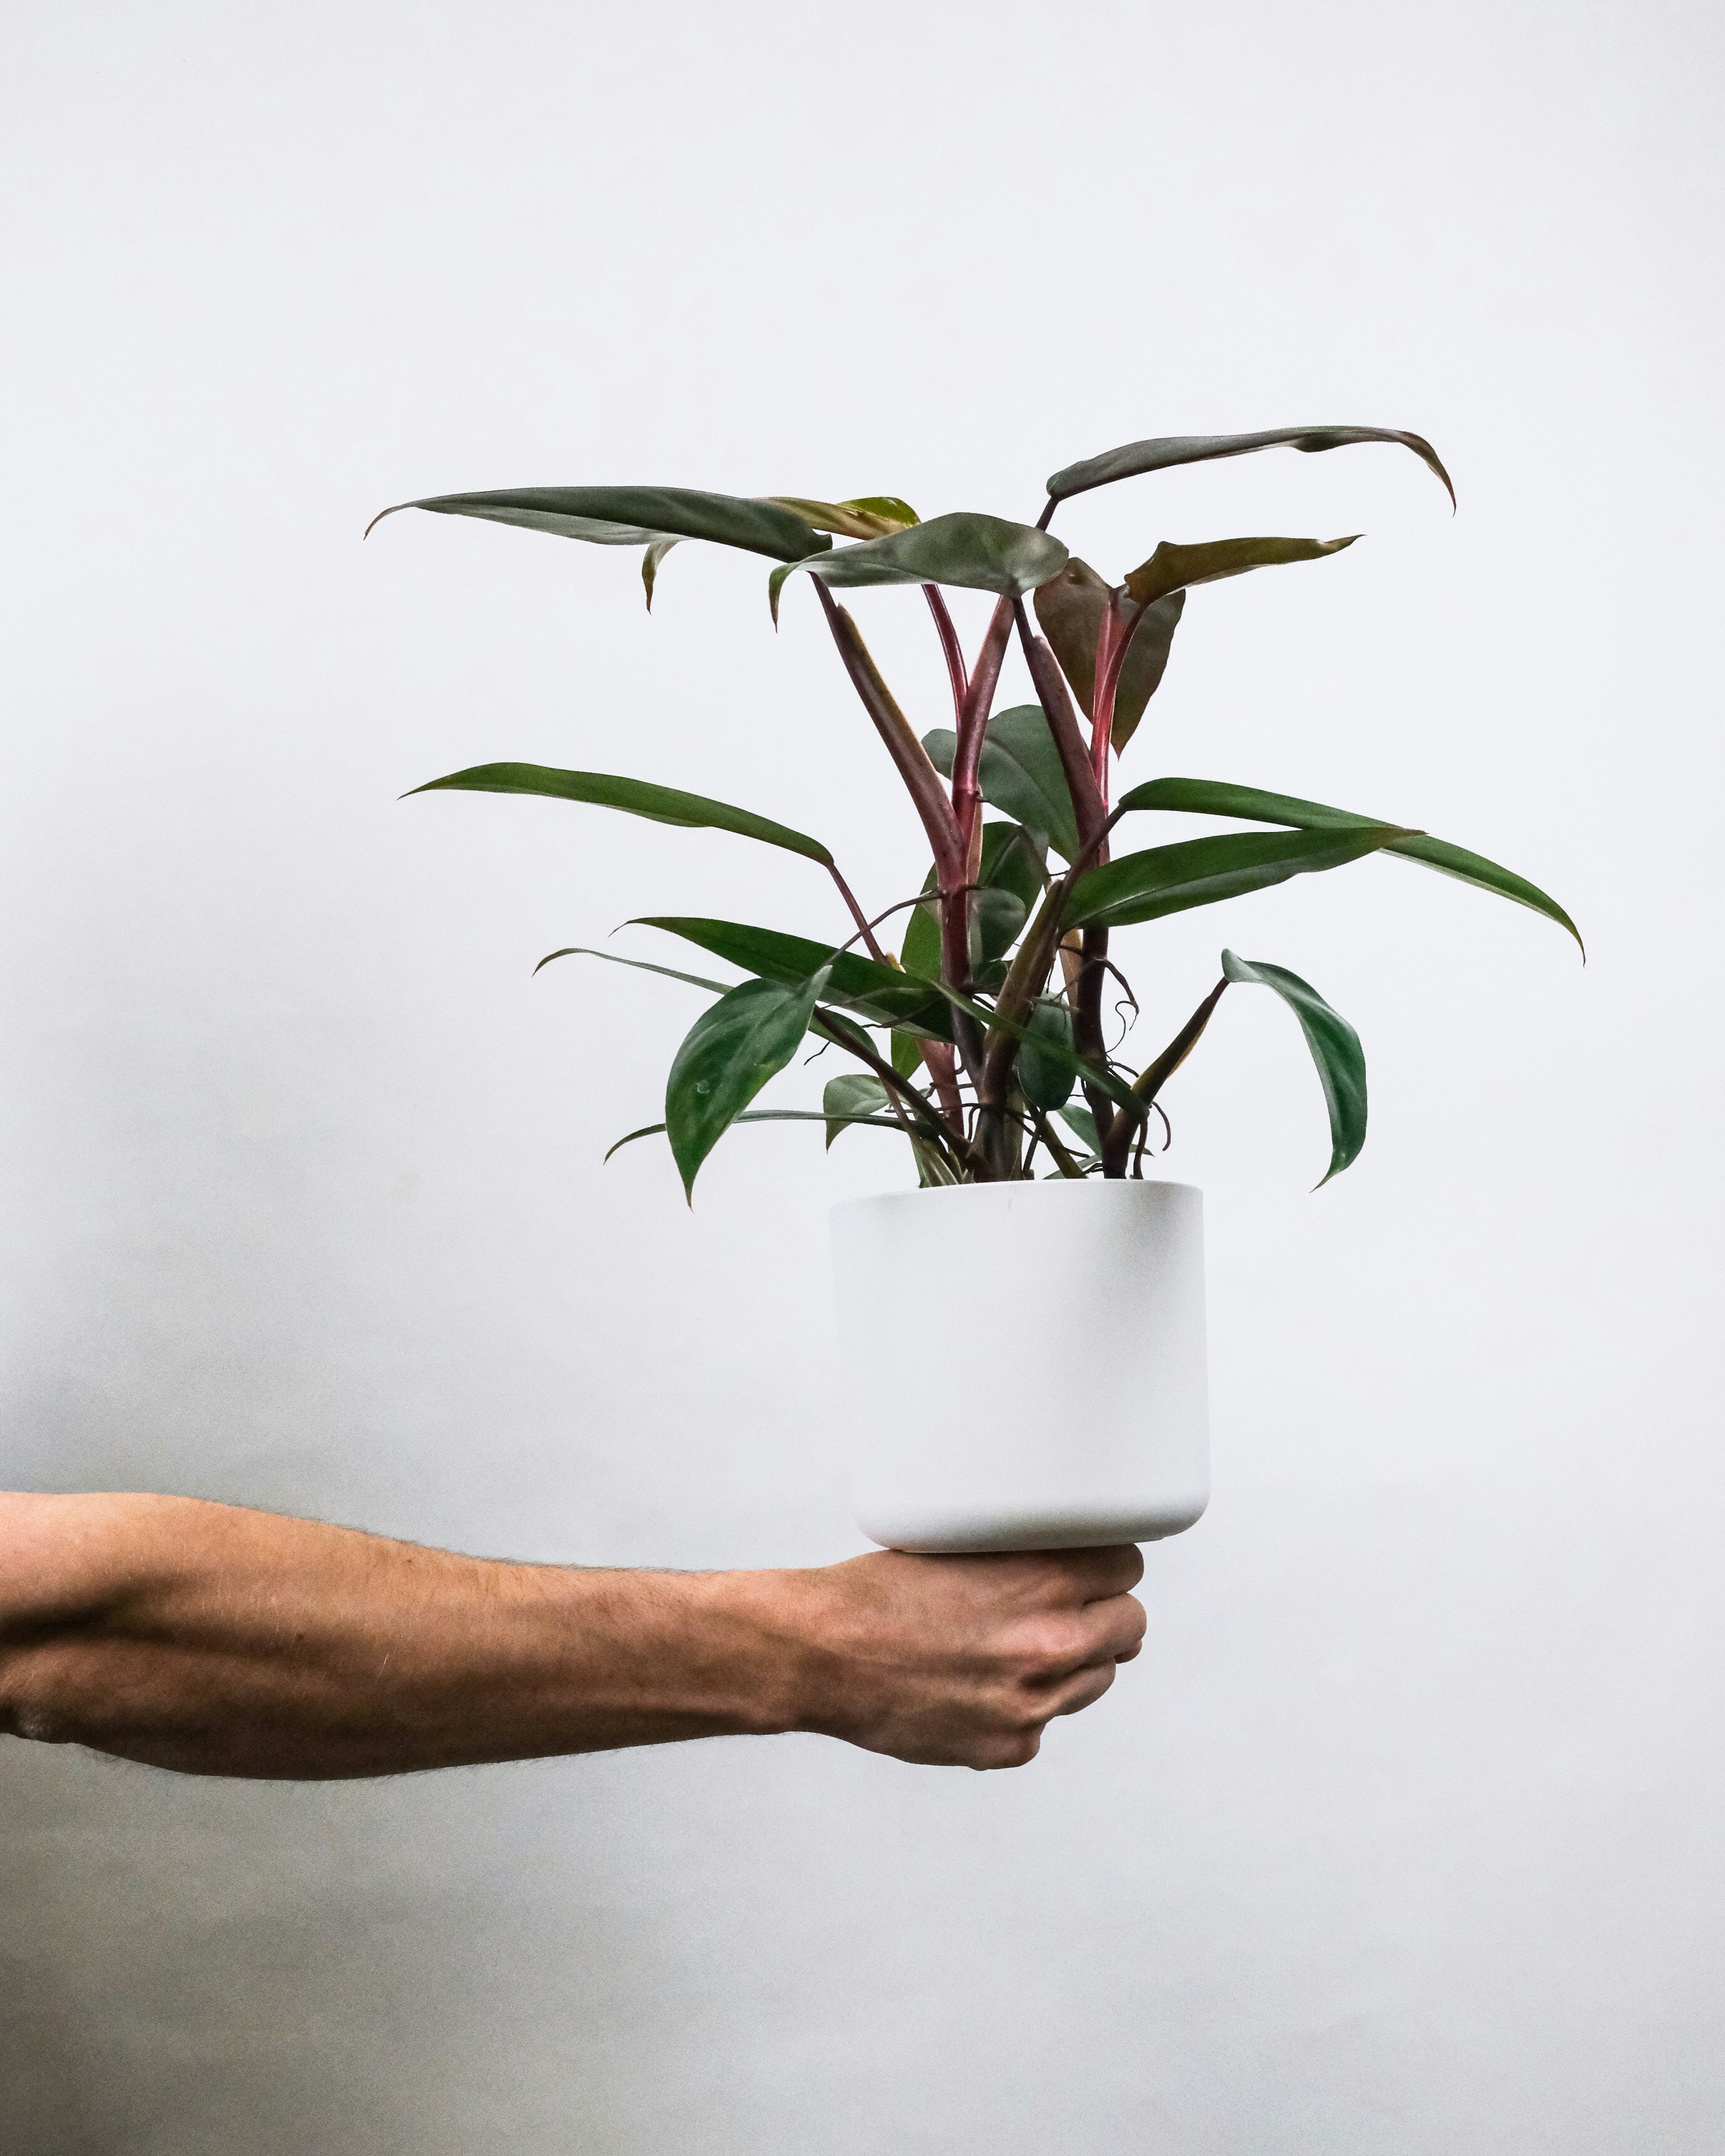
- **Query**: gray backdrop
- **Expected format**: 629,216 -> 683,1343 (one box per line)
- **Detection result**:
2,3 -> 1721,2149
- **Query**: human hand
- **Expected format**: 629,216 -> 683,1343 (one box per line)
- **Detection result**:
776,1544 -> 1146,1770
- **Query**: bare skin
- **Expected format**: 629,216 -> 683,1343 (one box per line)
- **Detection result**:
0,1493 -> 1146,1779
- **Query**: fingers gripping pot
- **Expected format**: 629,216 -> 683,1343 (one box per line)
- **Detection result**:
830,1180 -> 1209,1553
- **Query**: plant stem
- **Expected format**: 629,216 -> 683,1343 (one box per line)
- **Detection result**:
825,863 -> 886,961
1099,977 -> 1229,1176
951,597 -> 1014,857
1031,1105 -> 1086,1179
1011,602 -> 1107,848
922,585 -> 967,724
814,583 -> 962,883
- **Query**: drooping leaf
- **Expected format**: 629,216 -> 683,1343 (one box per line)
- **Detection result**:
1033,558 -> 1184,752
1124,535 -> 1358,610
1016,1000 -> 1077,1110
1045,426 -> 1455,510
770,513 -> 1069,622
1064,825 -> 1416,933
764,496 -> 919,539
635,917 -> 950,1034
824,1072 -> 892,1147
1110,776 -> 1582,951
367,485 -> 830,563
890,1029 -> 923,1078
408,761 -> 835,865
641,536 -> 680,610
924,705 -> 1082,863
1221,950 -> 1367,1184
534,945 -> 729,992
665,970 -> 827,1200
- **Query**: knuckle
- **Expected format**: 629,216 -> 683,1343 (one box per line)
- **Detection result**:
1018,1616 -> 1080,1676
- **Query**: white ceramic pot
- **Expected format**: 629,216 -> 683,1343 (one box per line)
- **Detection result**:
830,1179 -> 1209,1553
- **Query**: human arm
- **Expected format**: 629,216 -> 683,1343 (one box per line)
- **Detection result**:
0,1492 -> 1146,1778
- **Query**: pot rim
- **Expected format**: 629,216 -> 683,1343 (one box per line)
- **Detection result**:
830,1175 -> 1201,1223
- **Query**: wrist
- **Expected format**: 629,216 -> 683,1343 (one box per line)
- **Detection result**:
687,1566 -> 831,1740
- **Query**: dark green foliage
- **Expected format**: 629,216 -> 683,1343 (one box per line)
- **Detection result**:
379,421 -> 1572,1195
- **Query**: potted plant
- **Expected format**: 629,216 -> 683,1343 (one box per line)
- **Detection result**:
369,425 -> 1579,1552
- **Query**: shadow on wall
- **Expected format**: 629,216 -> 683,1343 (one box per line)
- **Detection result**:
0,1745 -> 653,2156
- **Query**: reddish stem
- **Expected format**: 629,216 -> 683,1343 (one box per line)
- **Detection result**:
950,595 -> 1014,857
923,585 -> 967,724
814,583 -> 962,883
825,863 -> 886,961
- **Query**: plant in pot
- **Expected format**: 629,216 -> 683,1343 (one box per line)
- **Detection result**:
370,425 -> 1579,1553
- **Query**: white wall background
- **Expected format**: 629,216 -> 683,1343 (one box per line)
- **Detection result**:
1,3 -> 1720,2149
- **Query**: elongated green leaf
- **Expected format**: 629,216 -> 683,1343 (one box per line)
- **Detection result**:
824,1072 -> 892,1147
770,512 -> 1069,621
1065,825 -> 1415,932
367,486 -> 830,563
665,970 -> 827,1199
764,496 -> 919,539
1045,426 -> 1455,509
1222,950 -> 1366,1184
1124,534 -> 1358,610
890,1029 -> 923,1078
606,1106 -> 902,1164
534,945 -> 729,992
409,761 -> 835,865
1032,558 -> 1184,753
1111,776 -> 1582,950
635,917 -> 951,1034
1016,1001 -> 1077,1110
924,705 -> 1082,863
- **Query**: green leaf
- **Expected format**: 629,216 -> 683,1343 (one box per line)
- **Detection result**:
635,917 -> 951,1034
1045,426 -> 1455,510
1222,950 -> 1367,1184
534,945 -> 729,992
367,485 -> 830,563
408,761 -> 834,865
1016,1001 -> 1077,1110
665,971 -> 827,1200
770,512 -> 1069,621
764,496 -> 919,539
1065,825 -> 1416,932
823,1072 -> 892,1147
1111,776 -> 1582,951
924,705 -> 1082,863
899,880 -> 942,982
1124,534 -> 1358,610
1032,558 -> 1184,753
978,820 -> 1048,913
971,887 -> 1028,966
890,1029 -> 923,1079
1056,1103 -> 1102,1157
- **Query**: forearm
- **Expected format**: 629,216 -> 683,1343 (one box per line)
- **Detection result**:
0,1495 -> 810,1778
